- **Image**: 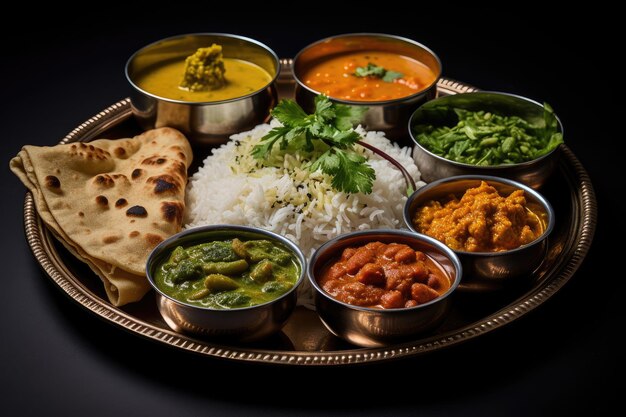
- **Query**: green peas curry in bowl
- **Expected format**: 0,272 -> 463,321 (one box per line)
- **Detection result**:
146,225 -> 305,341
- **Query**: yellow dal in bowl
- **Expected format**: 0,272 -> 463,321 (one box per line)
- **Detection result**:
135,58 -> 272,102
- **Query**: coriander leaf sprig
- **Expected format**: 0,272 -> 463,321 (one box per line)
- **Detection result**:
251,95 -> 375,194
354,63 -> 403,82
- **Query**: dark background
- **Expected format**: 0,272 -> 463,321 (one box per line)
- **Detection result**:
1,6 -> 623,416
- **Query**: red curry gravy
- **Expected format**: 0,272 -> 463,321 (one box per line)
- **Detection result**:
319,241 -> 451,309
302,51 -> 436,102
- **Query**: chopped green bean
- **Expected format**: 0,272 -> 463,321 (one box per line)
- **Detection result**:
414,103 -> 563,165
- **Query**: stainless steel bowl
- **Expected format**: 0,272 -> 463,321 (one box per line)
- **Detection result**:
403,175 -> 555,292
146,225 -> 306,342
293,33 -> 442,140
126,33 -> 279,146
409,92 -> 564,189
308,230 -> 461,347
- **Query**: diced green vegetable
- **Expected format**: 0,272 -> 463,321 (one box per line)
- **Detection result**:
215,292 -> 251,308
188,289 -> 210,300
166,258 -> 205,283
202,259 -> 249,275
262,281 -> 291,294
243,239 -> 274,262
231,238 -> 248,259
250,259 -> 274,283
204,274 -> 240,293
170,246 -> 188,263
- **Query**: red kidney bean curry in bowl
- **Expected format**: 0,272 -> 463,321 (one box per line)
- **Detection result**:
319,241 -> 451,309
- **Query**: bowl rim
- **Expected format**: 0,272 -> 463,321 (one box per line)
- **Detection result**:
292,32 -> 442,105
403,174 -> 556,257
408,91 -> 565,168
307,229 -> 462,314
125,32 -> 281,106
146,224 -> 306,311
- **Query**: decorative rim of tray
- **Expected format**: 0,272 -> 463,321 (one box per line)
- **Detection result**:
22,64 -> 597,365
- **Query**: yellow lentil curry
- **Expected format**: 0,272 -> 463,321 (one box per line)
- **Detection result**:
413,181 -> 545,252
135,44 -> 272,102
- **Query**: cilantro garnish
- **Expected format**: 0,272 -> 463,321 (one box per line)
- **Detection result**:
251,95 -> 375,194
354,63 -> 403,82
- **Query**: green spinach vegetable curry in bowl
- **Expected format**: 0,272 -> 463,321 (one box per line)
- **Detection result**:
146,225 -> 306,341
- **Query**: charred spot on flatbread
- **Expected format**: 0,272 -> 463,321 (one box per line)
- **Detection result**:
169,146 -> 187,161
148,175 -> 180,194
72,143 -> 110,160
115,198 -> 128,208
103,235 -> 120,244
94,174 -> 114,188
129,231 -> 140,238
173,160 -> 187,177
142,156 -> 168,166
131,168 -> 143,179
114,147 -> 126,158
161,202 -> 183,224
110,174 -> 130,187
45,175 -> 61,189
96,195 -> 109,207
126,205 -> 148,217
145,233 -> 164,247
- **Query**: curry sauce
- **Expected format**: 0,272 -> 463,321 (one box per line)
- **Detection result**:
319,241 -> 451,309
413,181 -> 545,252
154,238 -> 299,309
302,51 -> 436,102
135,58 -> 272,102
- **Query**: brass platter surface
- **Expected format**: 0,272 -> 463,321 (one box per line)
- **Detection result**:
22,59 -> 597,365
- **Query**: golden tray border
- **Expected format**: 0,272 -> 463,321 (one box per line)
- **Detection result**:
22,60 -> 597,365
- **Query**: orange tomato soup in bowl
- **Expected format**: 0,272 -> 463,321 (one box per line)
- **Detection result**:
302,51 -> 437,102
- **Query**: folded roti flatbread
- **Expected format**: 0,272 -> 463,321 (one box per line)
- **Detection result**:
10,127 -> 193,306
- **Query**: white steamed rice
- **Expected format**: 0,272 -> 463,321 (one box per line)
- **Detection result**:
185,121 -> 424,307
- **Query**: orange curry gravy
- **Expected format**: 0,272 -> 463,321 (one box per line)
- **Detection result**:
413,181 -> 546,253
302,51 -> 436,102
319,241 -> 451,309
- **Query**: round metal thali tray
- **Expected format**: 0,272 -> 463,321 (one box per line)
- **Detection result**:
22,59 -> 597,365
